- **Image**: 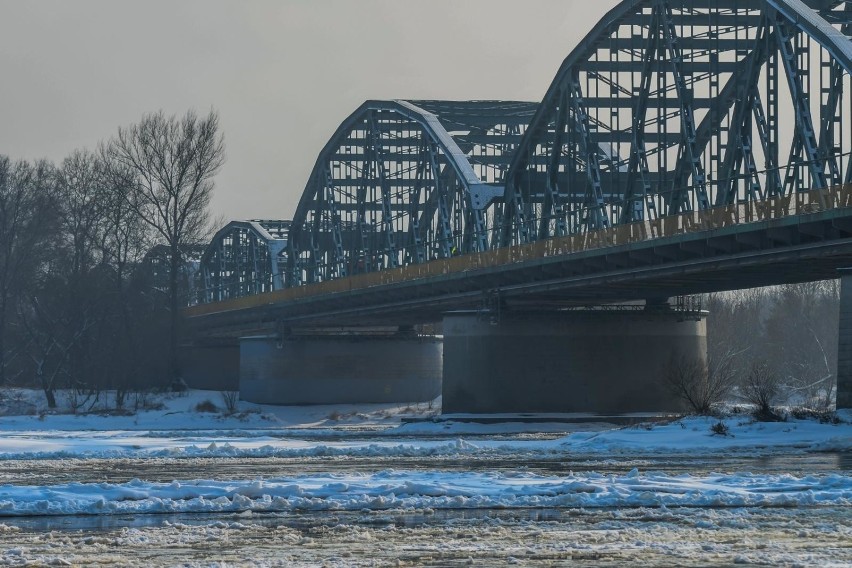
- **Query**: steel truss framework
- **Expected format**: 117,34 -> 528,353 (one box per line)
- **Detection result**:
503,0 -> 852,245
199,0 -> 852,300
199,220 -> 290,303
285,100 -> 537,286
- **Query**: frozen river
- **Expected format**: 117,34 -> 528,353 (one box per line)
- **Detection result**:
0,449 -> 850,486
0,395 -> 849,566
0,439 -> 849,565
2,503 -> 850,566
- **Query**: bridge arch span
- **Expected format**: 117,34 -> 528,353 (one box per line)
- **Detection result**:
199,220 -> 290,303
286,100 -> 536,286
503,0 -> 852,245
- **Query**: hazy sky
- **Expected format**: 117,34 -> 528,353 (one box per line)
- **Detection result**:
0,0 -> 619,222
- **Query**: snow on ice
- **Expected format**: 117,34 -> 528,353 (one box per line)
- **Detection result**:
0,389 -> 848,520
0,389 -> 848,461
0,469 -> 849,517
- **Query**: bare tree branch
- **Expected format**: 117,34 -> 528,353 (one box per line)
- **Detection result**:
105,109 -> 224,380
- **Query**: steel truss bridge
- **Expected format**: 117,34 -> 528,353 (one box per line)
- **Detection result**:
199,220 -> 290,303
190,0 -> 852,332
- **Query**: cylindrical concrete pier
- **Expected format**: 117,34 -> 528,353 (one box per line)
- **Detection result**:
240,333 -> 442,405
179,341 -> 240,391
442,309 -> 707,414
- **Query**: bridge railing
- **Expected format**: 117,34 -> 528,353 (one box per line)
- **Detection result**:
185,184 -> 852,316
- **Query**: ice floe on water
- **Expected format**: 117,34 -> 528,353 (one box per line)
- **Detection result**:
0,469 -> 849,517
0,390 -> 848,565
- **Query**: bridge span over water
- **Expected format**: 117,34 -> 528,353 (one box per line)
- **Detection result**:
186,0 -> 852,412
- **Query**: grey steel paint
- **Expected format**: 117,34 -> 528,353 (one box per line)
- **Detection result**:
239,335 -> 442,405
442,310 -> 707,414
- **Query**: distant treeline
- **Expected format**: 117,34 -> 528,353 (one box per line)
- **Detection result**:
0,110 -> 224,408
705,281 -> 839,410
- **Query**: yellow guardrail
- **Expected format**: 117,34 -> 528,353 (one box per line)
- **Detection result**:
185,184 -> 852,318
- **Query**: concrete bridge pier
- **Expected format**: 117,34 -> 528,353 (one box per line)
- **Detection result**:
179,339 -> 240,391
239,330 -> 442,405
837,270 -> 852,409
442,309 -> 707,414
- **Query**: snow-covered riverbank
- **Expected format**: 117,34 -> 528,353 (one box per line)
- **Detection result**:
0,389 -> 848,460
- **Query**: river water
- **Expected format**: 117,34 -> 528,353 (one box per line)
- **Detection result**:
0,450 -> 849,566
0,450 -> 849,485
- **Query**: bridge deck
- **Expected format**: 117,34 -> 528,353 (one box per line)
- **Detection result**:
186,185 -> 852,336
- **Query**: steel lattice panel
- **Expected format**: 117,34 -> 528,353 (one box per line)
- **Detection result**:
286,100 -> 537,286
503,0 -> 852,245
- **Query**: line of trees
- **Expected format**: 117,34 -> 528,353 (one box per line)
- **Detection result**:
708,281 -> 839,410
667,282 -> 840,415
0,110 -> 224,409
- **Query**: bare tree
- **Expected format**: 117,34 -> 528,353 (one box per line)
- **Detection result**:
15,149 -> 160,408
97,154 -> 150,281
55,150 -> 106,275
706,289 -> 770,362
221,390 -> 239,414
96,150 -> 153,405
764,282 -> 838,410
708,282 -> 840,410
106,110 -> 224,381
0,157 -> 58,385
665,351 -> 738,414
17,293 -> 97,409
52,151 -> 114,395
740,359 -> 783,419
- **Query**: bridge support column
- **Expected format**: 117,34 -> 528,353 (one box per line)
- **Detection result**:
837,271 -> 852,409
442,310 -> 706,414
179,340 -> 240,391
239,331 -> 442,405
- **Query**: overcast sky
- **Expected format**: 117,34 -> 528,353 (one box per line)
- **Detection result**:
0,0 -> 619,223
